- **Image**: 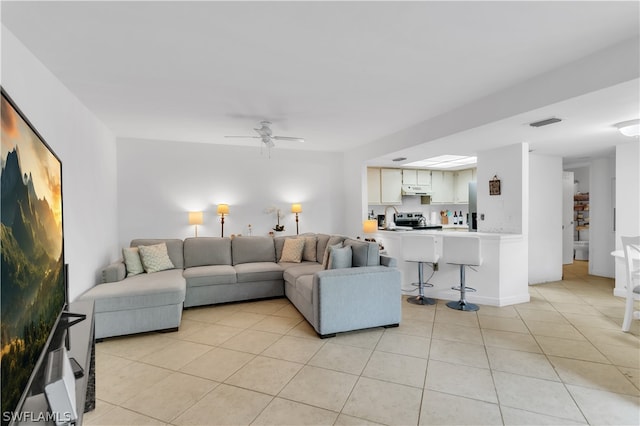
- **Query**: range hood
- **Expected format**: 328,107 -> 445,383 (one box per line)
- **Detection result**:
401,184 -> 432,196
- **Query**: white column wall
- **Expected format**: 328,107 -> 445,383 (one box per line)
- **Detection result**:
614,141 -> 640,296
589,156 -> 616,278
476,143 -> 529,235
529,155 -> 563,284
1,26 -> 118,300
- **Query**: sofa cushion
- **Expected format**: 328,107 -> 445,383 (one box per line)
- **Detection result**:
280,238 -> 305,263
184,237 -> 232,267
183,265 -> 237,287
232,236 -> 276,265
344,238 -> 380,267
234,262 -> 284,283
80,269 -> 186,313
274,236 -> 288,261
295,275 -> 314,305
283,263 -> 324,283
131,239 -> 184,269
315,234 -> 331,263
122,247 -> 144,277
138,243 -> 175,273
328,245 -> 353,269
298,235 -> 318,262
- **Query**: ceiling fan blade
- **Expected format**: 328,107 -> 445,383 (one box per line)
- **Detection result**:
224,135 -> 260,138
273,136 -> 305,142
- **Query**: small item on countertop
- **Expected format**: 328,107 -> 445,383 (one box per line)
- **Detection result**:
453,211 -> 458,225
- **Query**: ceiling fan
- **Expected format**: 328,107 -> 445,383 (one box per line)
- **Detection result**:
225,121 -> 305,149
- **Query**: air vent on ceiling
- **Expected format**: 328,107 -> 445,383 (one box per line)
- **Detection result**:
529,117 -> 562,127
392,157 -> 407,162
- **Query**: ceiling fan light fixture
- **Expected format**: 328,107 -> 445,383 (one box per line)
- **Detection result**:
614,119 -> 640,137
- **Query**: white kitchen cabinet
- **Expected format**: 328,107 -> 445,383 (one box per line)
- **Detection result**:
431,171 -> 455,203
402,169 -> 417,185
367,168 -> 381,205
381,168 -> 403,205
402,169 -> 432,188
454,169 -> 474,203
417,170 -> 432,186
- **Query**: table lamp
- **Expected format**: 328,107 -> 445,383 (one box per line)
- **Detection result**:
188,211 -> 203,237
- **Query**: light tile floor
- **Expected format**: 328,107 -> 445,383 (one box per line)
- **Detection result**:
84,261 -> 640,425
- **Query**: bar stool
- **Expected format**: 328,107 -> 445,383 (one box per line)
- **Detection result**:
403,235 -> 439,305
443,235 -> 482,311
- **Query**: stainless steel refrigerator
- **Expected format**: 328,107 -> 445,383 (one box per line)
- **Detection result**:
468,181 -> 477,231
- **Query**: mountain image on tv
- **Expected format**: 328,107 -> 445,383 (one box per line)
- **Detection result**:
1,93 -> 65,418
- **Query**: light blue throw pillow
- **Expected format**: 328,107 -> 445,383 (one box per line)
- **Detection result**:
328,245 -> 353,269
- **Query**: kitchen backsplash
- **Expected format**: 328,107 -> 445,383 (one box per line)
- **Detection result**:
368,196 -> 469,225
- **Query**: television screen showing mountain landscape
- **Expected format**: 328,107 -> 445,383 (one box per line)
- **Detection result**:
1,90 -> 65,420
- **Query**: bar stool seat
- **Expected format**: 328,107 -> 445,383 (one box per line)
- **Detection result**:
403,235 -> 439,305
442,236 -> 483,311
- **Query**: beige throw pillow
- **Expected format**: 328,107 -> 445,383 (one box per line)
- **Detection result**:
298,236 -> 317,262
280,238 -> 306,263
122,247 -> 144,277
138,243 -> 175,273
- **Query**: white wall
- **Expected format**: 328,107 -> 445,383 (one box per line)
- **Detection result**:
614,141 -> 640,295
567,166 -> 590,195
589,156 -> 616,278
529,155 -> 563,284
476,143 -> 529,235
2,26 -> 118,301
117,138 -> 345,247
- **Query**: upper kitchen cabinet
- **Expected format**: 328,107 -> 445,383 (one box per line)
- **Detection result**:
402,169 -> 432,187
367,167 -> 382,205
367,167 -> 402,205
381,168 -> 403,204
453,169 -> 474,203
431,170 -> 455,203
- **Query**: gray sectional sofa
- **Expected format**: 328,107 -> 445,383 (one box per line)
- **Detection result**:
78,234 -> 401,339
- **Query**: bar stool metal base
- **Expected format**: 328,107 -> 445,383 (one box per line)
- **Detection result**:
447,264 -> 480,312
406,261 -> 436,307
408,295 -> 436,305
446,300 -> 479,311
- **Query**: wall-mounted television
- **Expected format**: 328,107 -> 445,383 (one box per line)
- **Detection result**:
1,88 -> 66,424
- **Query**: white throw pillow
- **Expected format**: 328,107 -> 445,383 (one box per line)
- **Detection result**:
138,243 -> 175,273
328,245 -> 353,269
122,247 -> 144,277
280,238 -> 306,263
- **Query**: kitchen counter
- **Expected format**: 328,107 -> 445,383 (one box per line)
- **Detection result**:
373,230 -> 529,307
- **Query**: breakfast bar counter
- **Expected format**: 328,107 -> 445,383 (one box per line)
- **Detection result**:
373,230 -> 530,307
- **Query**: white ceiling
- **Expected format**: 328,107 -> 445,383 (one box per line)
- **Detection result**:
2,1 -> 639,162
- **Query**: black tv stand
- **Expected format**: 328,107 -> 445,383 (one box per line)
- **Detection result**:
61,311 -> 87,328
18,300 -> 95,425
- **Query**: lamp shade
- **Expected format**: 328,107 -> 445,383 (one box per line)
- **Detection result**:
188,211 -> 203,225
291,203 -> 302,214
363,219 -> 378,234
217,204 -> 229,215
615,119 -> 640,137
